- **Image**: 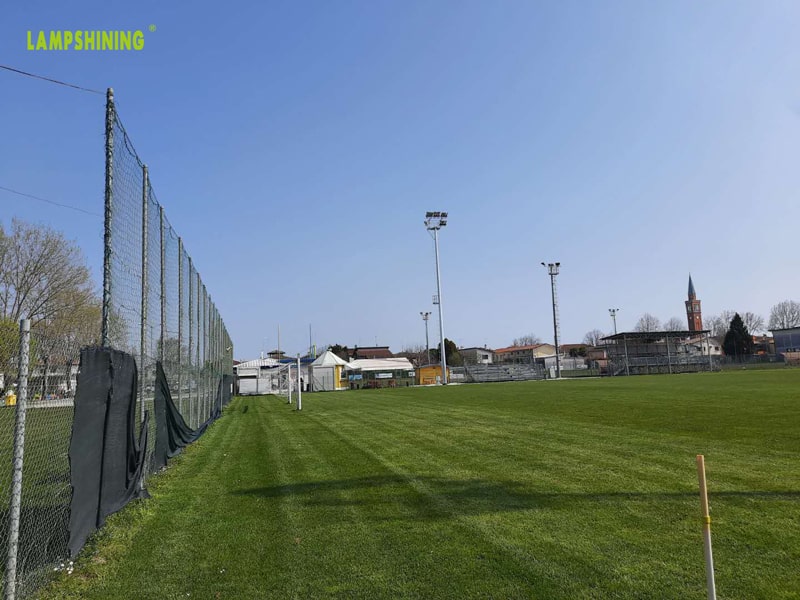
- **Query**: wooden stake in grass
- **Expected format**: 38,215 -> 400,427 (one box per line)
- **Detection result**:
696,454 -> 717,600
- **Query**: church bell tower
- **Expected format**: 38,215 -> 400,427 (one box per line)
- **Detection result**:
685,275 -> 702,332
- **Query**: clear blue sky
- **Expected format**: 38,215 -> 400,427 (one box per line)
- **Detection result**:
2,1 -> 799,359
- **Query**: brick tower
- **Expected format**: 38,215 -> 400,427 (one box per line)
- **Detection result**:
685,275 -> 702,332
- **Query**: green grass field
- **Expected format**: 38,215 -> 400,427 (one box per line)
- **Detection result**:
41,370 -> 800,599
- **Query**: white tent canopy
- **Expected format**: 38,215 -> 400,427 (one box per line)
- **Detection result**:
310,350 -> 350,368
309,350 -> 350,391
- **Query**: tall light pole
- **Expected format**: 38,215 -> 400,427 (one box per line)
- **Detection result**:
541,262 -> 561,379
420,311 -> 431,365
425,212 -> 448,384
609,308 -> 619,335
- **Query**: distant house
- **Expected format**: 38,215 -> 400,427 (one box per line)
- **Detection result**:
687,336 -> 723,356
752,335 -> 774,355
494,344 -> 556,364
586,346 -> 609,371
459,347 -> 494,365
350,346 -> 393,360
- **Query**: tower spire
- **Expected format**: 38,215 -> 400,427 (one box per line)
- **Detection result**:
685,274 -> 702,332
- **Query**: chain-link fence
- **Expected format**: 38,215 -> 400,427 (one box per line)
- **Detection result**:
2,320 -> 79,599
100,89 -> 233,477
1,88 -> 233,600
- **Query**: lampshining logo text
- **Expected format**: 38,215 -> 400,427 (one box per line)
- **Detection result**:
27,30 -> 146,51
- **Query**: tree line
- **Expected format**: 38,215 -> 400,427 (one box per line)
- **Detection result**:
1,218 -> 100,395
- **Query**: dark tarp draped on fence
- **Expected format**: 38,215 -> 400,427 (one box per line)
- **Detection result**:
153,361 -> 210,469
68,347 -> 149,557
68,351 -> 233,557
223,374 -> 233,407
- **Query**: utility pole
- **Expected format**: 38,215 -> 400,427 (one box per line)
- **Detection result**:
420,311 -> 431,365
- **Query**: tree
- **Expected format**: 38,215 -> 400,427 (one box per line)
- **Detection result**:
706,310 -> 736,339
328,344 -> 349,361
0,220 -> 100,398
430,338 -> 462,366
582,329 -> 605,346
739,311 -> 765,334
511,333 -> 541,347
0,219 -> 95,327
568,346 -> 587,357
723,313 -> 754,359
768,300 -> 800,330
664,317 -> 685,331
399,344 -> 428,366
442,338 -> 463,366
634,313 -> 661,333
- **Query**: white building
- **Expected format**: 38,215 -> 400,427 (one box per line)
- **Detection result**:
234,357 -> 280,395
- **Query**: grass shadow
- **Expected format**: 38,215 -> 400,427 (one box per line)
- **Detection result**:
232,475 -> 800,521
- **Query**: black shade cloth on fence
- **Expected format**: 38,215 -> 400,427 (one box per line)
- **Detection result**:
223,374 -> 233,407
153,361 -> 210,469
68,347 -> 149,557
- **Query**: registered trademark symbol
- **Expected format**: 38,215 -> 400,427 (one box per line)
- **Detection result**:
149,24 -> 156,32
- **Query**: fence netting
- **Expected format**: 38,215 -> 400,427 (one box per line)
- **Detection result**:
1,326 -> 78,598
2,89 -> 233,600
102,92 -> 233,481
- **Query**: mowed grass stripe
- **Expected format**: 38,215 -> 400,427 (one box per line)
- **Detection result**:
318,406 -> 709,597
42,370 -> 800,599
303,395 -> 710,597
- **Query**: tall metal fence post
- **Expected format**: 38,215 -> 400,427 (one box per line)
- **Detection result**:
188,260 -> 194,426
101,88 -> 115,347
140,165 -> 149,425
177,238 -> 183,416
4,319 -> 31,600
203,288 -> 208,420
195,272 -> 201,427
159,206 -> 166,364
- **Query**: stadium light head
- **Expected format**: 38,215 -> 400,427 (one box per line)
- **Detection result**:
424,210 -> 448,230
542,261 -> 559,276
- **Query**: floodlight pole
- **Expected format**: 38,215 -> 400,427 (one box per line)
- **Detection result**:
420,311 -> 431,365
609,308 -> 619,335
425,212 -> 448,384
433,228 -> 447,384
542,262 -> 562,379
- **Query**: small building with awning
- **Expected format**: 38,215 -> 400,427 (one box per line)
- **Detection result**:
346,358 -> 415,389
